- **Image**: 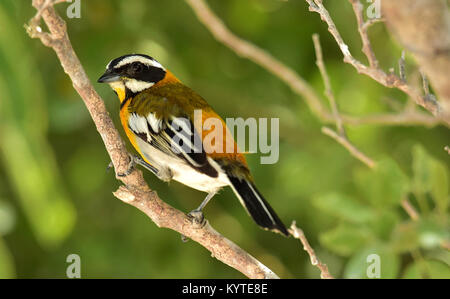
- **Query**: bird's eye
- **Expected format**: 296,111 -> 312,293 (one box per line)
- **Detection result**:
130,62 -> 143,73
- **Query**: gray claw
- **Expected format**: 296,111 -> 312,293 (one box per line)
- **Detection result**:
187,210 -> 206,228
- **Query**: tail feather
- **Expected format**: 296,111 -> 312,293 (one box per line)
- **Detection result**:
228,175 -> 289,236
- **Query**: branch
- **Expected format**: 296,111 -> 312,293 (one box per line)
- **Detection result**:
321,127 -> 376,169
313,33 -> 376,169
184,0 -> 446,128
26,0 -> 279,279
305,0 -> 449,125
313,33 -> 422,226
290,222 -> 333,279
382,0 -> 450,116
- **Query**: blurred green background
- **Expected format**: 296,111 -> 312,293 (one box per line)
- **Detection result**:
0,0 -> 449,278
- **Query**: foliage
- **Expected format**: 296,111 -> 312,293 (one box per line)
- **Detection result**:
0,0 -> 448,278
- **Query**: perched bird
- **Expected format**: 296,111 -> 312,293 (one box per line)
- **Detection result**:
98,54 -> 288,236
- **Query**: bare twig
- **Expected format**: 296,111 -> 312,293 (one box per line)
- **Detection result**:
349,0 -> 379,69
313,33 -> 376,169
27,0 -> 279,279
313,34 -> 344,135
290,222 -> 333,279
321,127 -> 376,169
401,199 -> 420,221
185,0 -> 446,128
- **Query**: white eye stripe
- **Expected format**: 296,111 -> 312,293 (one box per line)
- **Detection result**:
114,56 -> 165,70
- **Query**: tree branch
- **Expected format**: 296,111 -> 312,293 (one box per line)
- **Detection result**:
382,0 -> 450,116
26,0 -> 279,279
305,0 -> 449,125
290,222 -> 333,279
185,0 -> 447,127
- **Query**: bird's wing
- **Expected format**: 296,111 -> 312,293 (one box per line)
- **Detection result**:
127,111 -> 219,178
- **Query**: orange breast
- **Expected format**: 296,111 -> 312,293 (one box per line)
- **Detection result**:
119,99 -> 152,165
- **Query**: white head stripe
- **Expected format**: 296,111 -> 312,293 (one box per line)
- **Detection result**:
114,56 -> 165,70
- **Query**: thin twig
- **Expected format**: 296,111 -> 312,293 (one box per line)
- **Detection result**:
313,34 -> 344,135
27,0 -> 279,279
321,127 -> 377,169
349,0 -> 379,69
401,199 -> 420,221
312,33 -> 376,169
290,222 -> 333,279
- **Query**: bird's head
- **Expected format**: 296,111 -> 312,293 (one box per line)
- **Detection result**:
98,54 -> 167,101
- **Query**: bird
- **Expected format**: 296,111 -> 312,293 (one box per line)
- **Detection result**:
98,54 -> 289,236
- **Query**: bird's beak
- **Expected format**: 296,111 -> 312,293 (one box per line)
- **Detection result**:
97,69 -> 121,83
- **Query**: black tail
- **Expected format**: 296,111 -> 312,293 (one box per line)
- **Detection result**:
228,176 -> 289,236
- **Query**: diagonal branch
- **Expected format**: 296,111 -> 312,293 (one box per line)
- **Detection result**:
290,222 -> 333,279
26,0 -> 279,279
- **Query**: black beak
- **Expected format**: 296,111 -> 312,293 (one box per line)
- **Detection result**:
97,69 -> 121,83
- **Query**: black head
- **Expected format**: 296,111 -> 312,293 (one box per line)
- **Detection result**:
98,54 -> 166,95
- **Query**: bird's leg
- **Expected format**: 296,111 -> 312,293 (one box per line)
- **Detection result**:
107,153 -> 159,178
187,191 -> 216,227
134,156 -> 173,182
107,153 -> 173,181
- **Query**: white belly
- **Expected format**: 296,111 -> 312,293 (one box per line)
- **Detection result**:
136,138 -> 229,193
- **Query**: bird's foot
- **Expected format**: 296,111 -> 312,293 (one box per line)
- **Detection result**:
116,153 -> 137,177
187,209 -> 206,229
106,153 -> 136,177
156,166 -> 173,183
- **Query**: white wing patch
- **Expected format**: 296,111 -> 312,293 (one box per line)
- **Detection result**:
128,113 -> 152,142
167,117 -> 203,154
147,113 -> 163,133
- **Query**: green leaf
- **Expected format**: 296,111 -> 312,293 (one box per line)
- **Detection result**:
417,218 -> 449,249
412,145 -> 434,195
0,237 -> 15,278
391,218 -> 449,253
0,200 -> 15,236
344,245 -> 400,279
319,224 -> 372,256
403,260 -> 450,279
390,221 -> 420,253
313,193 -> 375,223
412,144 -> 449,214
356,158 -> 409,209
430,162 -> 449,215
368,210 -> 399,241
